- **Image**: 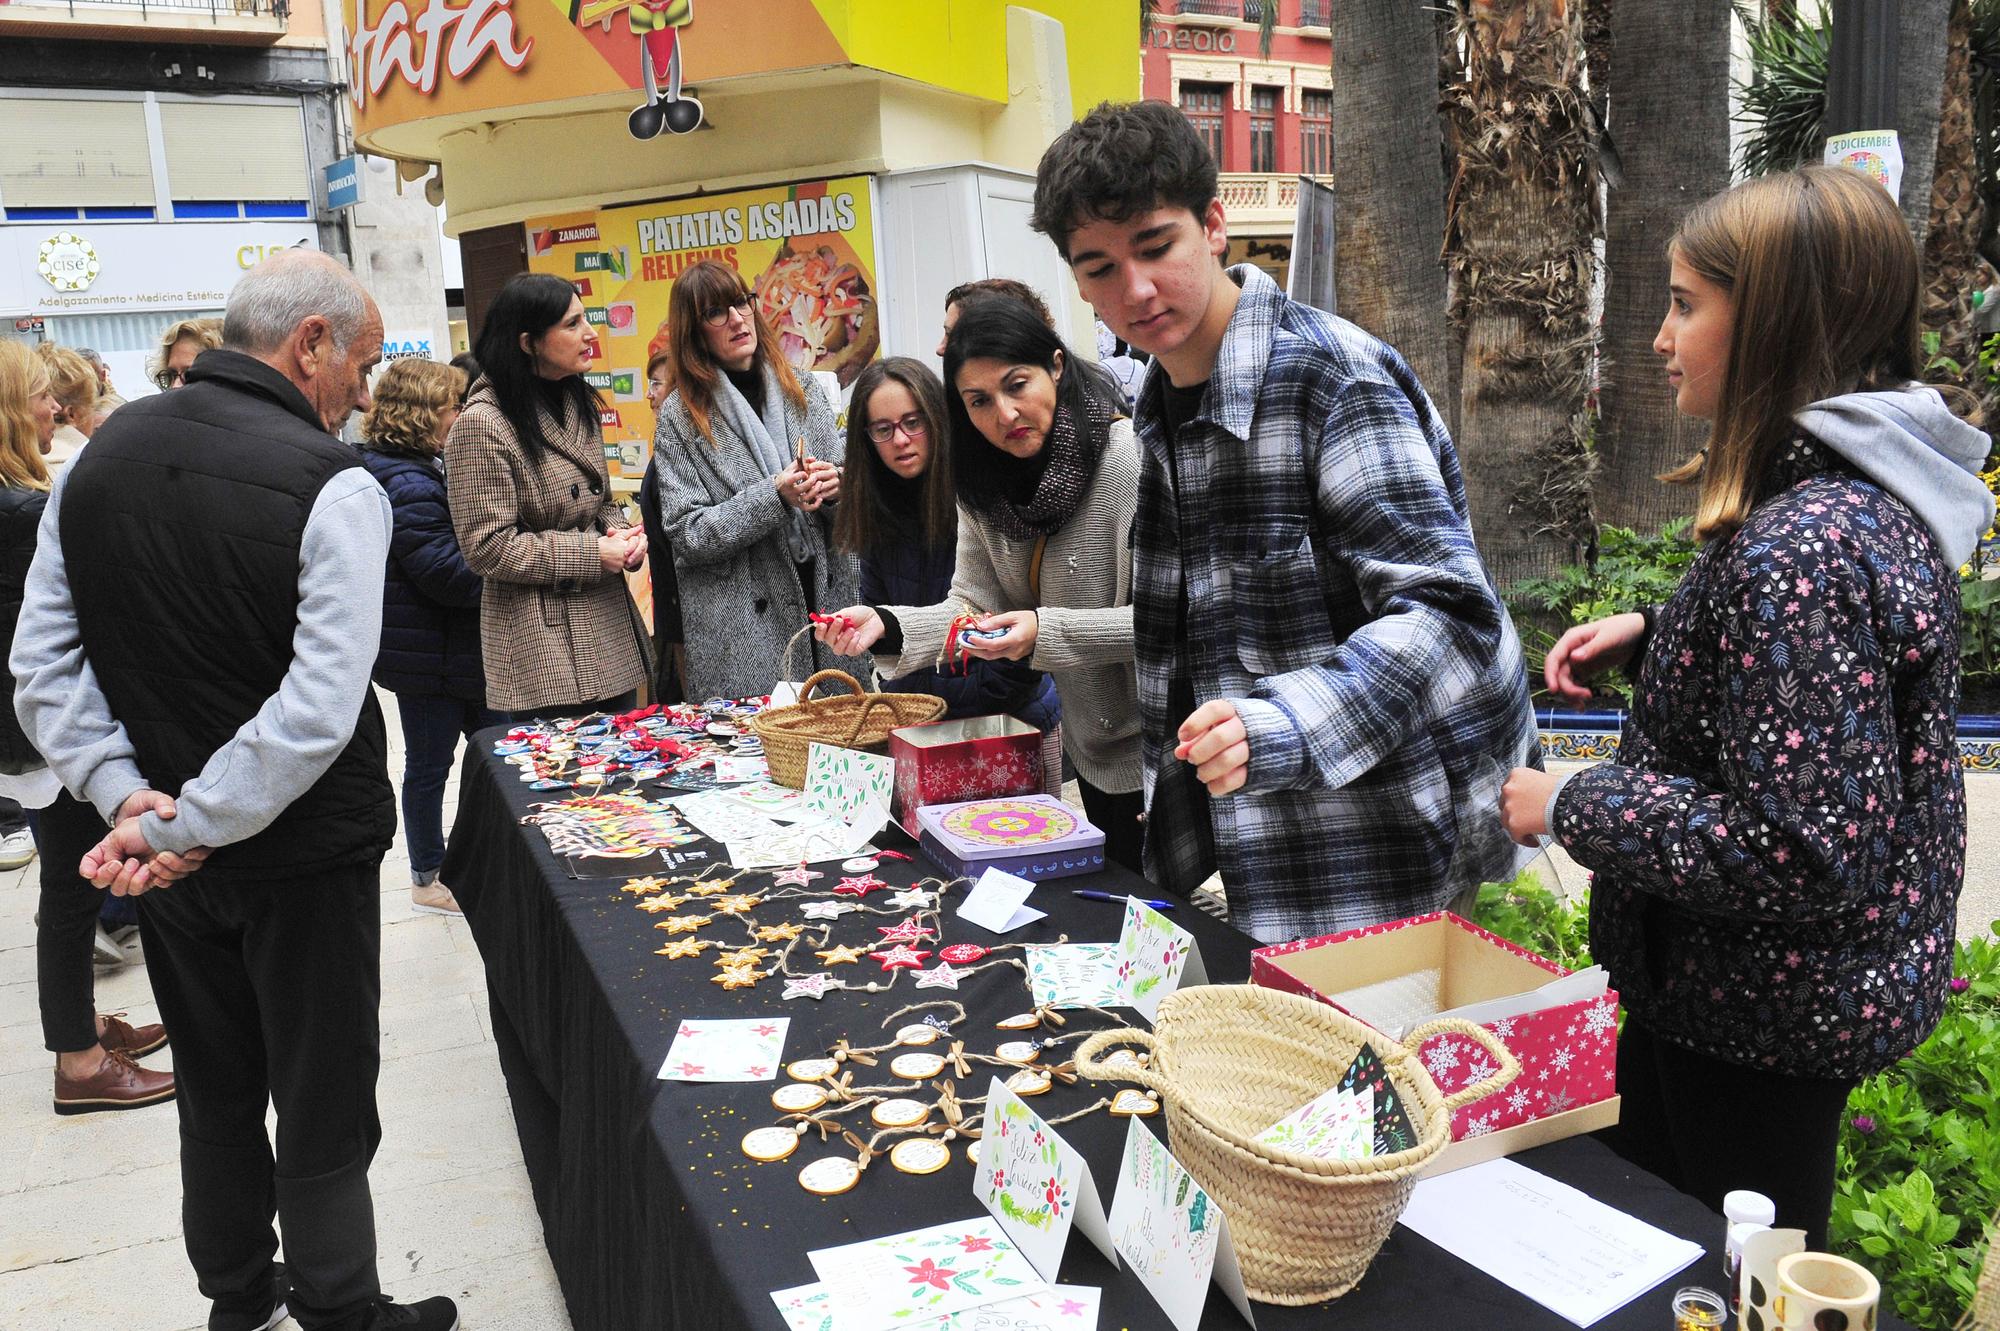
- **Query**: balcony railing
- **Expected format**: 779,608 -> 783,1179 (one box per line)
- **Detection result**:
0,0 -> 288,29
1298,1 -> 1329,28
1173,0 -> 1242,20
1215,173 -> 1334,227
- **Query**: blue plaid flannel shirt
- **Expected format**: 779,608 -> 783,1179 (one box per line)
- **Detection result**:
1134,267 -> 1539,941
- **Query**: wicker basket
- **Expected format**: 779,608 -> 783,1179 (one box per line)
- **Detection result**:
1074,983 -> 1520,1306
750,628 -> 945,788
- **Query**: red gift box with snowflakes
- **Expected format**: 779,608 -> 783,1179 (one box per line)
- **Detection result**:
1250,911 -> 1618,1143
888,716 -> 1044,838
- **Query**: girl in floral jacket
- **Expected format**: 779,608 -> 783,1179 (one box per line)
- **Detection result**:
1501,167 -> 1996,1246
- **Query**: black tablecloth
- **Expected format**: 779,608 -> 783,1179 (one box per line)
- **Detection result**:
440,743 -> 1878,1331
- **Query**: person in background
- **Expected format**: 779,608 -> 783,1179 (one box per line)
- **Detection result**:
36,343 -> 101,467
637,348 -> 686,702
936,278 -> 1055,358
360,358 -> 490,919
1,341 -> 174,1114
447,273 -> 649,721
650,259 -> 861,700
831,356 -> 1061,788
1501,167 -> 1993,1247
15,249 -> 461,1329
448,352 -> 481,406
73,347 -> 124,414
150,316 -> 223,392
817,298 -> 1145,870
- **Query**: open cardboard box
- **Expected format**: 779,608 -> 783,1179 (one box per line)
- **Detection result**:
1251,912 -> 1620,1177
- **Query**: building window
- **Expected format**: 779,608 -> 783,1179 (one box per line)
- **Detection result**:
1301,90 -> 1332,177
1249,86 -> 1279,173
0,98 -> 156,211
1179,83 -> 1228,168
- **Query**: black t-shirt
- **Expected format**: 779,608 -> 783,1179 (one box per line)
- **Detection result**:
1157,379 -> 1209,643
724,367 -> 763,413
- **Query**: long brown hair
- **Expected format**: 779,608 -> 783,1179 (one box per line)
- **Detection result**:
834,357 -> 957,557
665,260 -> 805,446
1661,166 -> 1940,543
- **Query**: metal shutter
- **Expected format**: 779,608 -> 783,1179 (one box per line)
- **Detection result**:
159,101 -> 310,201
0,98 -> 156,208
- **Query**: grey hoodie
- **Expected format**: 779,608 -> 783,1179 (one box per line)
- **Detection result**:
1793,383 -> 1996,569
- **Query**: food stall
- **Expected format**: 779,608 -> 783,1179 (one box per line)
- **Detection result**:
343,0 -> 1138,491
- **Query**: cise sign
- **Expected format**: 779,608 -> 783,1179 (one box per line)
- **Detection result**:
326,156 -> 362,210
37,233 -> 100,293
0,222 -> 317,316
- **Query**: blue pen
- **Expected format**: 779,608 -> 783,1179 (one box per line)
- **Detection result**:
1071,889 -> 1174,911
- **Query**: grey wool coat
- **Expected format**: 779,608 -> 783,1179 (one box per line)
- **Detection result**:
650,371 -> 865,701
445,381 -> 649,714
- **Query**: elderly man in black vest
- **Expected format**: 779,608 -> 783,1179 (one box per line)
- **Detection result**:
12,250 -> 458,1331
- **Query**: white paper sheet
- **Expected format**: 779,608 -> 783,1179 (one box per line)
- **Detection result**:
1397,1158 -> 1703,1327
957,868 -> 1047,933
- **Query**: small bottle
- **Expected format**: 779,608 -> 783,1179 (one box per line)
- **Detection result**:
1723,1190 -> 1777,1305
1727,1221 -> 1768,1308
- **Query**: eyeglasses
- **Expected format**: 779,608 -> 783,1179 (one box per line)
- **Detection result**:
154,367 -> 189,390
700,295 -> 756,328
866,413 -> 928,445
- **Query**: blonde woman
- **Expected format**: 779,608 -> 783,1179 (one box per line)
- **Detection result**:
0,343 -> 175,1114
360,358 -> 490,917
35,343 -> 100,465
150,316 -> 223,391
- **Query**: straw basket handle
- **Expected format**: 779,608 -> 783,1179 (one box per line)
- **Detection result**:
798,669 -> 865,704
1072,1029 -> 1171,1099
837,695 -> 898,748
1404,1017 -> 1523,1114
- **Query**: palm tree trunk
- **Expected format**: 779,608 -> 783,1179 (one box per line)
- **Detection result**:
1595,0 -> 1732,533
1445,0 -> 1600,595
1329,0 -> 1455,420
1889,0 -> 1953,247
1923,0 -> 1990,392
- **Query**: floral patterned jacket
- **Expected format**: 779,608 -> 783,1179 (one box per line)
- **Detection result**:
1552,437 -> 1966,1080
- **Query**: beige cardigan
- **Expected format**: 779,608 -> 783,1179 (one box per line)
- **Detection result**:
875,419 -> 1141,793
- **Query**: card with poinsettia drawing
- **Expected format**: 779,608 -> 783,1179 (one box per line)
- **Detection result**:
808,1217 -> 1046,1331
655,1017 -> 789,1082
975,1077 -> 1118,1284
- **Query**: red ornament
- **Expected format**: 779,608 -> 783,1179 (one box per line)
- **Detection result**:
937,943 -> 989,965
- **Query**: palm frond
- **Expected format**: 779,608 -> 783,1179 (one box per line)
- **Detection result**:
1734,1 -> 1830,177
1255,0 -> 1275,58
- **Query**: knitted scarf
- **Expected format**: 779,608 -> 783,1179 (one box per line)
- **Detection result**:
960,389 -> 1115,542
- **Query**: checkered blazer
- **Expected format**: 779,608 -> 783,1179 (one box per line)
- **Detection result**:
1133,267 -> 1538,941
445,382 -> 649,714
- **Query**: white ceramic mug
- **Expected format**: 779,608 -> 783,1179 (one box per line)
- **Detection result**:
1773,1252 -> 1880,1331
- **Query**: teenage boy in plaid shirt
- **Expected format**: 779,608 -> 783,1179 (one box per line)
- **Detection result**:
1031,101 -> 1540,940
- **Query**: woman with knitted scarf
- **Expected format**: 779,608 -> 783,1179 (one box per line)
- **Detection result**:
814,298 -> 1144,870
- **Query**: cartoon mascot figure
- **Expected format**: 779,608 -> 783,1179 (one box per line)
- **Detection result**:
577,0 -> 704,139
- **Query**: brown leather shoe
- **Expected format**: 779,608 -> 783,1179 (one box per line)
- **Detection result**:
54,1048 -> 176,1115
97,1011 -> 168,1058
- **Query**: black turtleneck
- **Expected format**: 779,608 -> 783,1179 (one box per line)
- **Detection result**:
725,366 -> 763,409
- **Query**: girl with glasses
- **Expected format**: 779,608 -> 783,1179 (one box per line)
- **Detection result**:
650,260 -> 863,700
830,358 -> 1061,788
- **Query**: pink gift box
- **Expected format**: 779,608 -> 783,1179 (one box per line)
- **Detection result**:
888,716 -> 1043,838
1251,912 -> 1618,1146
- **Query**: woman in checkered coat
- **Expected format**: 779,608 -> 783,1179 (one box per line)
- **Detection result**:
446,274 -> 651,718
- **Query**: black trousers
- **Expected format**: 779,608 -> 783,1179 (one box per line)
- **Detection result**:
1077,776 -> 1146,875
139,859 -> 385,1331
1600,1016 -> 1855,1249
37,791 -> 111,1053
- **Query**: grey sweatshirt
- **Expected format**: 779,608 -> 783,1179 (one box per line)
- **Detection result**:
1792,382 -> 1995,568
11,446 -> 392,856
